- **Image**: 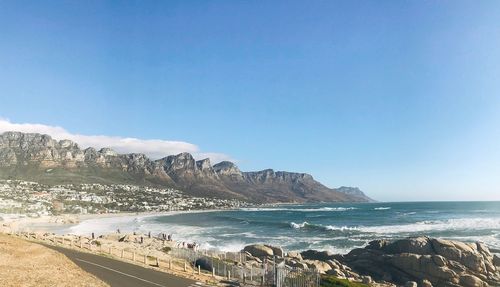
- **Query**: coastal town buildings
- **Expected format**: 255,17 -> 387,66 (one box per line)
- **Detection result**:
0,180 -> 248,217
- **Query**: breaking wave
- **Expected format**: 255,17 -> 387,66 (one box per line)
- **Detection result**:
289,218 -> 500,236
374,207 -> 391,210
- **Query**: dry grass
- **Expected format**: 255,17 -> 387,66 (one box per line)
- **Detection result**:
0,234 -> 109,287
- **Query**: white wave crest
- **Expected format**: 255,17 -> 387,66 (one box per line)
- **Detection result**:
324,225 -> 359,231
290,221 -> 309,229
374,207 -> 391,210
358,218 -> 500,234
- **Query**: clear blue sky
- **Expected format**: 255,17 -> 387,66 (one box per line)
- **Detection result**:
1,1 -> 500,201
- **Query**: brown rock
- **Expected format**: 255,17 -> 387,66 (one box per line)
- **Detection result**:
493,255 -> 500,267
264,245 -> 284,257
301,249 -> 334,262
302,260 -> 332,273
286,251 -> 302,261
243,244 -> 274,258
459,274 -> 486,287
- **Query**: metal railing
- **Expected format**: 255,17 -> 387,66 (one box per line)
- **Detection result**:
169,244 -> 320,287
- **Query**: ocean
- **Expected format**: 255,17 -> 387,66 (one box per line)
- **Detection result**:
66,201 -> 500,254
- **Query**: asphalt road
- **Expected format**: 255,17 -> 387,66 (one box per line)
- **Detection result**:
44,244 -> 203,287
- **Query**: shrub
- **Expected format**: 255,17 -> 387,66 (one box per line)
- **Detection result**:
321,275 -> 369,287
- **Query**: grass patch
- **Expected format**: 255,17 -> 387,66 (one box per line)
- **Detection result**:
161,246 -> 171,254
321,275 -> 369,287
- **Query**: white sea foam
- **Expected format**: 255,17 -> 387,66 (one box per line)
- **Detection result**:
374,207 -> 391,210
357,218 -> 500,234
325,225 -> 359,231
242,207 -> 357,212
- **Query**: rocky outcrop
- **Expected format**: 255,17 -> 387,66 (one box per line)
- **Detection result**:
213,161 -> 243,177
0,131 -> 374,203
240,238 -> 500,287
339,237 -> 500,287
243,244 -> 276,258
301,249 -> 336,262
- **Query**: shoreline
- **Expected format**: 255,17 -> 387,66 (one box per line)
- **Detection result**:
0,208 -> 235,236
3,214 -> 499,287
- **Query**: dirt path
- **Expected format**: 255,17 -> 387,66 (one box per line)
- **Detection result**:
0,233 -> 109,287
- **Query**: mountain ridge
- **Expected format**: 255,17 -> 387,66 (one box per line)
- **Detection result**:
0,131 -> 374,203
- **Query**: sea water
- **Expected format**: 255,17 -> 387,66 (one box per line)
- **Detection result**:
67,201 -> 500,254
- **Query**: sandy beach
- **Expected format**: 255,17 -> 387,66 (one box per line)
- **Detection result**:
0,209 -> 225,235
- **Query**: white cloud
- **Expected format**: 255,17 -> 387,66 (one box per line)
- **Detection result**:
0,118 -> 233,163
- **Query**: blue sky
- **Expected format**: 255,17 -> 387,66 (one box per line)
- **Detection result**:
1,1 -> 500,201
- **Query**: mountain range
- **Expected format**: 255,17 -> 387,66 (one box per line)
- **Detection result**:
0,132 -> 374,203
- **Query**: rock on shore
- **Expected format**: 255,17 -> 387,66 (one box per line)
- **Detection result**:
243,237 -> 500,287
340,237 -> 500,287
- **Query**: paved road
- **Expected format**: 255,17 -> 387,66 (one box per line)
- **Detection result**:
44,244 -> 203,287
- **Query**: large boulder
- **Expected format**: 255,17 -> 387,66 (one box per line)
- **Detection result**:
300,249 -> 334,262
243,244 -> 274,258
285,259 -> 308,269
494,255 -> 500,267
302,260 -> 332,274
341,237 -> 500,287
286,251 -> 303,261
265,245 -> 284,257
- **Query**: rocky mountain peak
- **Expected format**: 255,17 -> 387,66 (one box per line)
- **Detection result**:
213,161 -> 243,177
336,186 -> 363,196
162,152 -> 196,172
99,148 -> 118,157
196,158 -> 212,170
0,131 -> 56,149
58,139 -> 79,149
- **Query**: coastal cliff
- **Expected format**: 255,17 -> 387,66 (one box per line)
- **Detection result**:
0,131 -> 373,203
